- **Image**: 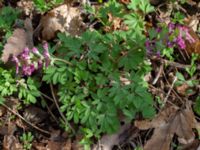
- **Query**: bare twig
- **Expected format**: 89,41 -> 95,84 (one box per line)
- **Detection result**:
2,103 -> 50,136
40,92 -> 54,102
152,57 -> 200,70
50,84 -> 75,134
163,76 -> 177,105
162,72 -> 184,104
41,96 -> 59,124
149,85 -> 178,107
152,63 -> 163,85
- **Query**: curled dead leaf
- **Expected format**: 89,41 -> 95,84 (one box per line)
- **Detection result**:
176,83 -> 190,96
3,135 -> 23,150
181,140 -> 200,150
40,4 -> 84,40
184,16 -> 199,32
1,29 -> 26,63
92,124 -> 134,150
135,105 -> 199,150
185,28 -> 200,55
1,18 -> 34,63
104,13 -> 127,32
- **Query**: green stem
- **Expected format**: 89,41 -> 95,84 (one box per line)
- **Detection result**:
53,58 -> 73,66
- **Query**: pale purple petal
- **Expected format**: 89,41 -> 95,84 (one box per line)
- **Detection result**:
12,56 -> 20,74
21,47 -> 30,60
43,42 -> 50,58
38,59 -> 43,69
22,64 -> 35,76
176,35 -> 186,49
32,47 -> 40,54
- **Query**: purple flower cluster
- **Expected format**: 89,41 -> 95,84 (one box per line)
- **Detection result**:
145,23 -> 195,55
12,42 -> 51,76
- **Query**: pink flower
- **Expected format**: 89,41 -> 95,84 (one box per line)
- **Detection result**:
145,40 -> 152,54
156,27 -> 162,33
175,34 -> 186,49
32,47 -> 40,55
168,23 -> 175,33
22,64 -> 35,76
21,47 -> 30,60
43,42 -> 50,58
167,41 -> 174,48
43,42 -> 51,66
12,56 -> 20,74
37,59 -> 43,69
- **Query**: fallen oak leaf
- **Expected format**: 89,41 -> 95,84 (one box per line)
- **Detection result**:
135,106 -> 178,130
92,124 -> 133,150
1,29 -> 26,63
39,4 -> 84,40
144,124 -> 173,150
174,105 -> 197,144
3,135 -> 23,150
135,106 -> 178,150
135,105 -> 199,150
185,28 -> 200,55
181,140 -> 200,150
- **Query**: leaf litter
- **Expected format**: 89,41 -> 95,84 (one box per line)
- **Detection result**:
1,18 -> 34,63
135,103 -> 200,150
38,3 -> 84,40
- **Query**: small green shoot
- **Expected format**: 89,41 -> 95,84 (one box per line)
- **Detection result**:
20,132 -> 34,150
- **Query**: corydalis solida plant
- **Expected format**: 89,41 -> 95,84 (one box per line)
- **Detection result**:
12,43 -> 50,76
145,23 -> 195,55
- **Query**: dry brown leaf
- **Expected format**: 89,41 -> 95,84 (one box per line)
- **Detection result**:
135,105 -> 199,150
0,106 -> 6,117
92,124 -> 133,150
185,28 -> 200,55
47,140 -> 71,150
40,4 -> 83,40
176,83 -> 190,96
144,125 -> 173,150
71,135 -> 84,150
3,135 -> 23,150
23,106 -> 47,125
1,29 -> 26,63
181,140 -> 200,150
17,0 -> 34,16
119,0 -> 130,4
135,106 -> 178,129
1,18 -> 34,63
184,16 -> 199,32
104,13 -> 127,32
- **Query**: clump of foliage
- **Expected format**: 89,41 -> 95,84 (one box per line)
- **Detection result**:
42,0 -> 156,146
145,23 -> 195,59
0,6 -> 20,32
0,6 -> 20,50
1,0 -> 156,148
0,67 -> 40,105
33,0 -> 64,13
20,132 -> 34,150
